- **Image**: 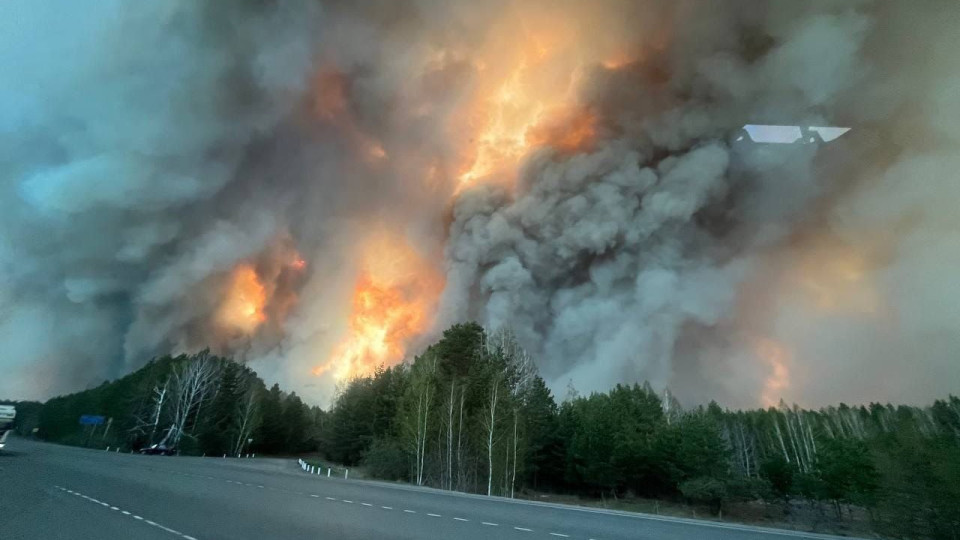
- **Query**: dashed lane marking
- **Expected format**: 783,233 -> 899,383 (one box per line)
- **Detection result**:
130,467 -> 593,540
55,486 -> 198,539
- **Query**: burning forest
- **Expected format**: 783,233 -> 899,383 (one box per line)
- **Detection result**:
1,0 -> 958,411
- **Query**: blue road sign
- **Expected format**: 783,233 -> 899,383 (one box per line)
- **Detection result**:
79,415 -> 106,426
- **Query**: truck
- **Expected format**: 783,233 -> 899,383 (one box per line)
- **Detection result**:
0,405 -> 16,450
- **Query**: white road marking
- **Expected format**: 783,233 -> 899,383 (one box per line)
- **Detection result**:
310,494 -> 320,498
514,527 -> 533,532
453,517 -> 469,522
482,522 -> 498,526
403,509 -> 416,514
549,534 -> 570,538
361,503 -> 372,507
381,506 -> 392,510
342,500 -> 353,503
427,513 -> 441,517
256,485 -> 264,489
58,486 -> 198,539
326,497 -> 336,501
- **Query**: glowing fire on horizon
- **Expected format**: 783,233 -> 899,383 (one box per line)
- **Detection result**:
453,16 -> 622,190
313,231 -> 442,381
790,238 -> 883,316
756,337 -> 791,408
217,264 -> 267,334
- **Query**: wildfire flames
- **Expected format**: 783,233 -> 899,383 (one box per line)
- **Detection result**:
217,264 -> 267,334
453,13 -> 621,190
755,338 -> 791,408
308,12 -> 627,380
313,231 -> 442,381
790,237 -> 883,316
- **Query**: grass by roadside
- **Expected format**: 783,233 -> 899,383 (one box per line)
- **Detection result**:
517,491 -> 878,538
290,457 -> 878,538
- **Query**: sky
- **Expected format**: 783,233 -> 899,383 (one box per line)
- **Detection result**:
1,0 -> 958,409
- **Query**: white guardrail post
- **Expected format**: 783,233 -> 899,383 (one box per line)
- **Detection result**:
297,459 -> 348,480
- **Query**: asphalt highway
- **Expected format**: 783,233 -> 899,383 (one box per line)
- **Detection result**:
0,437 -> 861,540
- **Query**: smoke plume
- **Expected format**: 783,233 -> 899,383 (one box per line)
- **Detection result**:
1,0 -> 957,408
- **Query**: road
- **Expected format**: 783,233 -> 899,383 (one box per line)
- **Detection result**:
1,438 -> 858,540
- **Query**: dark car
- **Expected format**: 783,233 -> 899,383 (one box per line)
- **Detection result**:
139,444 -> 176,456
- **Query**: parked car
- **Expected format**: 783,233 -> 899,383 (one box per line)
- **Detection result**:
139,444 -> 176,456
0,405 -> 15,450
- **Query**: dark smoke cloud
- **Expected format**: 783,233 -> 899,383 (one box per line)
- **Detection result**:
0,0 -> 323,398
1,0 -> 957,408
438,1 -> 960,407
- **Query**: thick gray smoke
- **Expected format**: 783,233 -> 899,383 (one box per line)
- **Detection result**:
439,1 -> 960,407
1,0 -> 957,408
0,0 -> 323,398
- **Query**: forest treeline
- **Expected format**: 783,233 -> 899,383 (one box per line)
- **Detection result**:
9,323 -> 960,538
320,323 -> 960,539
28,351 -> 322,457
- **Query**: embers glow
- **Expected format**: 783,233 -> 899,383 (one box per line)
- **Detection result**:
454,19 -> 597,189
793,240 -> 881,316
756,337 -> 791,408
217,264 -> 267,334
314,231 -> 442,381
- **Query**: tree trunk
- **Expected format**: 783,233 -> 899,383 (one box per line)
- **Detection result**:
486,382 -> 498,497
511,409 -> 518,499
447,381 -> 454,490
456,388 -> 465,492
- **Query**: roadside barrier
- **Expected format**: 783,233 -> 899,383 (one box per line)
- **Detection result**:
297,458 -> 349,479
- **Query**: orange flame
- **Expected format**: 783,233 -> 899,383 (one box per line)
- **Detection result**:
792,239 -> 882,315
755,337 -> 791,408
314,231 -> 442,381
312,68 -> 389,165
526,106 -> 597,154
217,264 -> 267,334
454,18 -> 599,190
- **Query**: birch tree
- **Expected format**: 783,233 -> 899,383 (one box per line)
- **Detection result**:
483,373 -> 501,496
232,382 -> 261,456
130,378 -> 170,444
402,352 -> 436,486
165,351 -> 221,447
